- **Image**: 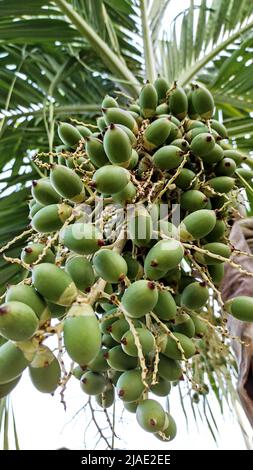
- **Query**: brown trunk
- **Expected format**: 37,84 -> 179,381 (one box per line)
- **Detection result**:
221,218 -> 253,427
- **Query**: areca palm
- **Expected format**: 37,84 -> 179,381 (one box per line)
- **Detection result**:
1,0 -> 253,448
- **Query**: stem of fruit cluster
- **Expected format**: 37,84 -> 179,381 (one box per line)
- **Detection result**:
140,0 -> 156,83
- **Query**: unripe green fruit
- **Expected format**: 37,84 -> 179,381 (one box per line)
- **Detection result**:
174,168 -> 196,190
156,103 -> 169,115
144,239 -> 184,279
191,315 -> 207,337
129,103 -> 140,113
96,384 -> 115,408
143,118 -> 172,150
187,90 -> 198,119
58,122 -> 82,147
97,116 -> 107,131
100,311 -> 119,334
0,341 -> 30,384
0,375 -> 21,399
191,133 -> 215,157
117,368 -> 145,402
227,296 -> 253,322
170,138 -> 190,151
93,165 -> 130,194
129,207 -> 153,247
65,256 -> 95,292
168,86 -> 188,120
103,107 -> 138,134
210,120 -> 228,139
29,346 -> 61,393
47,301 -> 67,319
184,120 -> 206,131
155,413 -> 177,441
64,304 -> 101,364
153,145 -> 184,171
236,168 -> 253,180
50,165 -> 85,202
62,223 -> 103,255
122,280 -> 158,318
112,181 -> 136,205
106,345 -> 138,371
139,82 -> 158,118
127,149 -> 139,170
102,333 -> 118,349
121,328 -> 155,357
202,143 -> 224,164
158,355 -> 182,381
85,136 -> 109,168
72,365 -> 86,380
150,376 -> 171,397
179,209 -> 216,241
215,158 -> 236,176
223,150 -> 245,165
207,176 -> 235,194
181,190 -> 208,212
154,76 -> 169,101
32,203 -> 72,233
185,126 -> 209,142
102,95 -> 118,108
109,319 -> 129,342
181,281 -> 209,309
87,348 -> 110,372
174,313 -> 195,338
161,332 -> 196,360
199,242 -> 231,265
103,124 -> 132,164
0,301 -> 38,341
21,243 -> 55,265
153,290 -> 177,321
192,85 -> 214,119
136,399 -> 166,433
29,202 -> 44,218
123,253 -> 143,280
124,401 -> 139,413
204,219 -> 226,242
116,124 -> 137,146
93,249 -> 128,283
207,263 -> 225,286
31,178 -> 61,205
80,371 -> 106,395
158,220 -> 178,240
6,284 -> 49,321
76,125 -> 92,138
166,121 -> 182,142
32,263 -> 77,306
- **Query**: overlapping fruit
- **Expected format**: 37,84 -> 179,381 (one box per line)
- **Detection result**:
1,79 -> 253,442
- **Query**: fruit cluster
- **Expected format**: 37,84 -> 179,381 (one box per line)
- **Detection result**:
1,79 -> 253,443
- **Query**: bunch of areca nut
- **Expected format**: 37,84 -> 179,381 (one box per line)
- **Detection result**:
1,78 -> 253,442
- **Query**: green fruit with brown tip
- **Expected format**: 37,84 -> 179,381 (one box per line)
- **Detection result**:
103,107 -> 138,134
73,365 -> 86,380
112,181 -> 136,205
143,118 -> 172,150
0,301 -> 38,341
122,280 -> 158,318
136,399 -> 166,433
187,90 -> 198,119
154,76 -> 169,101
6,284 -> 49,321
31,178 -> 61,205
117,369 -> 145,403
179,209 -> 216,241
85,136 -> 109,168
158,355 -> 182,381
123,253 -> 143,281
124,401 -> 139,413
150,376 -> 171,397
106,345 -> 138,371
181,281 -> 209,309
227,296 -> 253,322
202,143 -> 224,164
168,85 -> 188,120
204,219 -> 226,242
21,243 -> 55,265
129,206 -> 153,248
29,346 -> 61,393
47,301 -> 67,319
65,256 -> 95,292
109,319 -> 129,342
161,332 -> 196,360
210,119 -> 228,139
153,290 -> 177,321
170,138 -> 190,151
97,116 -> 107,131
102,95 -> 118,108
0,341 -> 30,384
223,150 -> 245,165
139,82 -> 158,118
62,223 -> 103,255
121,328 -> 155,357
191,315 -> 207,337
192,85 -> 214,119
0,375 -> 21,398
207,176 -> 235,194
64,304 -> 101,364
96,383 -> 115,408
174,168 -> 196,190
80,371 -> 106,395
93,249 -> 128,283
144,239 -> 184,278
58,122 -> 82,147
50,164 -> 85,202
93,165 -> 130,194
181,190 -> 208,212
155,413 -> 177,441
87,348 -> 110,372
103,124 -> 132,164
32,203 -> 72,233
153,145 -> 184,171
191,133 -> 215,157
32,263 -> 77,306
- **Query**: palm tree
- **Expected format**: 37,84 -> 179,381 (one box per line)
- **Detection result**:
1,0 -> 253,448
